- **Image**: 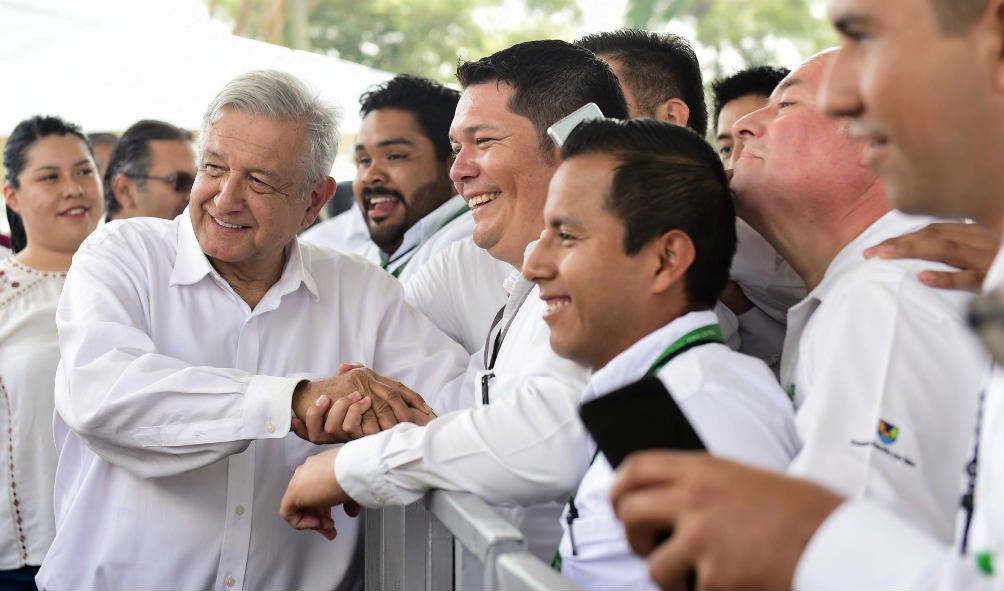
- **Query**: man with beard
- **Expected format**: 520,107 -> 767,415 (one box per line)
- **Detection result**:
104,119 -> 196,222
303,75 -> 472,281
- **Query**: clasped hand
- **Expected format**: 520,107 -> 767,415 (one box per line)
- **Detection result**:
290,363 -> 436,444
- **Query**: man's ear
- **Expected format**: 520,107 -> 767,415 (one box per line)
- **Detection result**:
302,176 -> 336,228
654,98 -> 691,128
651,229 -> 695,295
112,173 -> 136,211
3,183 -> 20,215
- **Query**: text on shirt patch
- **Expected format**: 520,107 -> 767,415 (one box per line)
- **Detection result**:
850,419 -> 916,468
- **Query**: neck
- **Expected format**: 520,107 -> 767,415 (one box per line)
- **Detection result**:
16,245 -> 73,272
210,254 -> 285,309
591,297 -> 697,372
745,188 -> 890,292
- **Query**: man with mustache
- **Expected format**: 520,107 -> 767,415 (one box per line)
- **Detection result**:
304,75 -> 476,282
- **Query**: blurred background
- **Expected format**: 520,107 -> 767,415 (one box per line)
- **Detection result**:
0,0 -> 835,191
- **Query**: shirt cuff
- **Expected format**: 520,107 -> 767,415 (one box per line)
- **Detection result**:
243,375 -> 300,439
793,500 -> 948,591
335,423 -> 427,508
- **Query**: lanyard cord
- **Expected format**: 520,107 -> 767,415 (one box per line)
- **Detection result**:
381,204 -> 469,278
554,324 -> 723,570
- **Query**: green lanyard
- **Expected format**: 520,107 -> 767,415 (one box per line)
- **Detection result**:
552,323 -> 724,572
646,324 -> 724,375
381,204 -> 469,278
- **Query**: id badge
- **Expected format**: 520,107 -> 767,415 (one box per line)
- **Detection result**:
476,369 -> 496,405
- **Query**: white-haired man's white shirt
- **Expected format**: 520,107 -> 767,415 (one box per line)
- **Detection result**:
36,214 -> 468,591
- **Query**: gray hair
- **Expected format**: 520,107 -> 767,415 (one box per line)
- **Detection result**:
200,69 -> 341,198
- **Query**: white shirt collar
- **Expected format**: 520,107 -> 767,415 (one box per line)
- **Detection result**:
584,309 -> 721,404
809,210 -> 940,301
169,211 -> 320,302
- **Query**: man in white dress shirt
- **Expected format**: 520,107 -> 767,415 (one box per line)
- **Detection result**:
279,40 -> 631,564
521,117 -> 798,591
302,74 -> 471,282
609,0 -> 1004,589
730,47 -> 988,544
36,70 -> 468,591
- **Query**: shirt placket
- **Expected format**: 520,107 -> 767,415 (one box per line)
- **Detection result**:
214,314 -> 261,590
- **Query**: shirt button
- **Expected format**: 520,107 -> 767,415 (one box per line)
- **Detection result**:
235,505 -> 245,516
266,422 -> 276,433
224,576 -> 235,587
375,494 -> 385,504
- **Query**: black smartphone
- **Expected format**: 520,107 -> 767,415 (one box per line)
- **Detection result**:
579,375 -> 705,468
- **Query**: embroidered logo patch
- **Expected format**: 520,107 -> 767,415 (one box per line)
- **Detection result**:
878,420 -> 899,444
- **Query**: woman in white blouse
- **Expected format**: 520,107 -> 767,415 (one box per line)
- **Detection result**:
0,116 -> 103,589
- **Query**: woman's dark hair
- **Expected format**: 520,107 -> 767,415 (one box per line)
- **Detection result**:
2,116 -> 92,252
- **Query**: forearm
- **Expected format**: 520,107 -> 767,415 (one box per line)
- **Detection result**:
336,377 -> 591,507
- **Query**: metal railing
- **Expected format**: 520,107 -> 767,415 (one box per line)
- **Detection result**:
364,490 -> 583,591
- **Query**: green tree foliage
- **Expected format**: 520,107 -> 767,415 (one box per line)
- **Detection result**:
625,0 -> 837,75
209,0 -> 581,82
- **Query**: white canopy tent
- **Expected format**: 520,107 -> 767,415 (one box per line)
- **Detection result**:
0,0 -> 394,178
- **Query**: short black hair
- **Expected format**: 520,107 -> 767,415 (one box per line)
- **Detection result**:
456,39 -> 629,159
3,115 -> 92,253
561,118 -> 735,308
711,65 -> 790,128
576,29 -> 707,136
359,74 -> 461,162
104,119 -> 193,216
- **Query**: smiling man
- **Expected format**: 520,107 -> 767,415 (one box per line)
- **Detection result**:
520,117 -> 797,591
608,1 -> 1004,589
36,70 -> 467,591
280,41 -> 630,569
303,75 -> 470,281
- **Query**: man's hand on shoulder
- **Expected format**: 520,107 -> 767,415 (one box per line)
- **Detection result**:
864,222 -> 998,292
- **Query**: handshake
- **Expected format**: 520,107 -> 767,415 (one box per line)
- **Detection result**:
290,363 -> 436,445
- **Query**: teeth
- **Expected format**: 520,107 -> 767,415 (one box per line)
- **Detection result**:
63,208 -> 86,215
466,192 -> 500,208
368,196 -> 397,206
546,299 -> 569,313
213,217 -> 243,230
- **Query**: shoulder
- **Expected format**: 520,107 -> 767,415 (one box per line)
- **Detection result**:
825,255 -> 971,321
79,217 -> 177,259
299,239 -> 404,296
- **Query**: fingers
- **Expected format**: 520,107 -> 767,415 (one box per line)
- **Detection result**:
613,483 -> 681,557
382,377 -> 434,415
344,369 -> 413,430
285,508 -> 338,540
302,394 -> 331,442
863,222 -> 995,292
332,394 -> 372,440
344,500 -> 363,518
338,362 -> 364,375
611,450 -> 696,504
917,268 -> 985,292
644,534 -> 697,591
290,416 -> 309,441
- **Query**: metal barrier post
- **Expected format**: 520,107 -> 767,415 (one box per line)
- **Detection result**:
364,491 -> 584,591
